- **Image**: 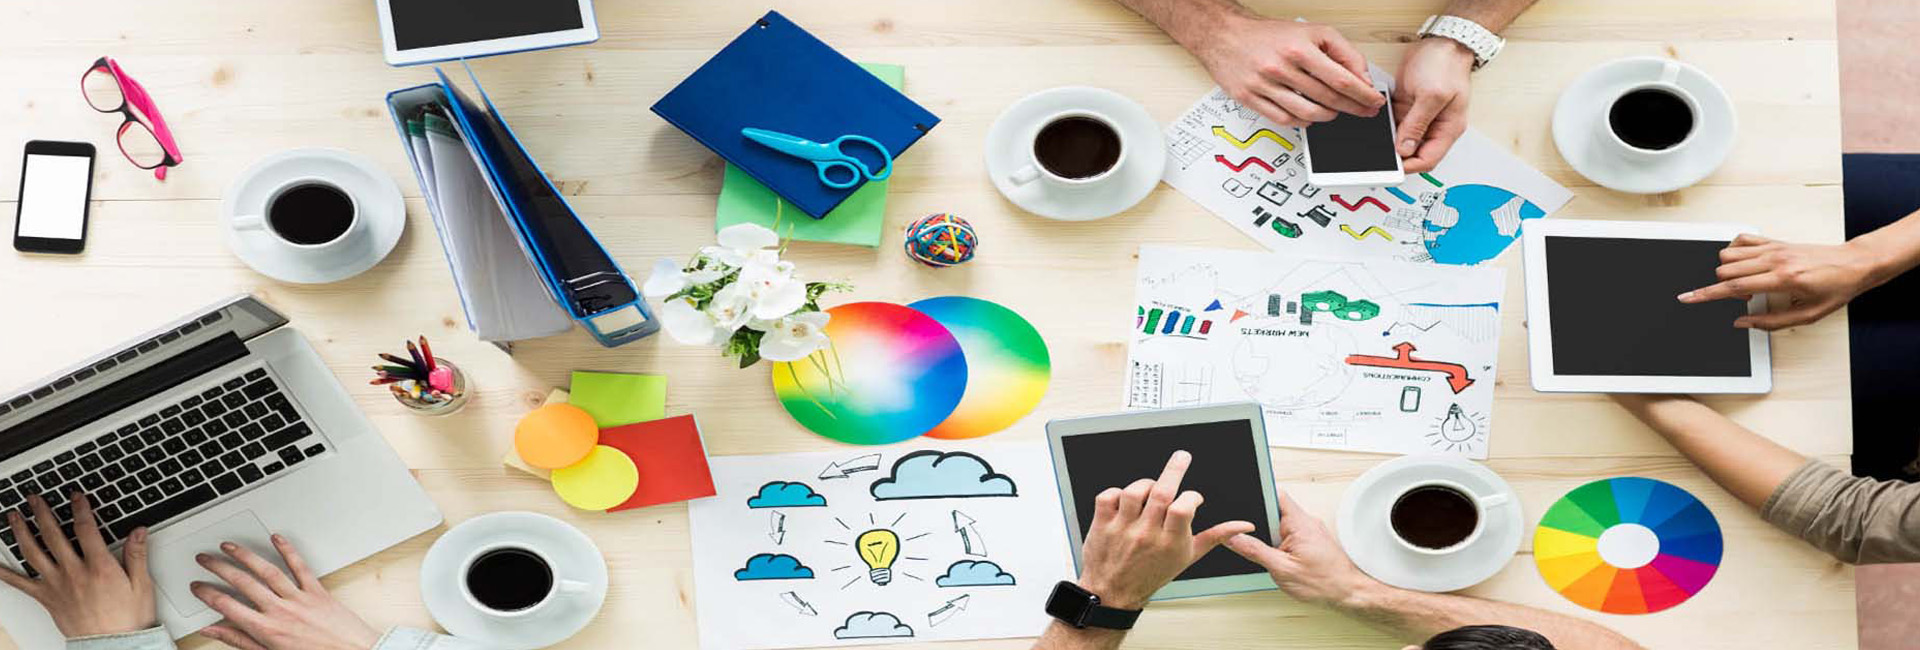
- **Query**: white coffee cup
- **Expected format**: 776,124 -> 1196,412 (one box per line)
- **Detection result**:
1387,479 -> 1509,556
233,177 -> 366,254
459,543 -> 590,619
1008,110 -> 1128,190
1595,59 -> 1700,163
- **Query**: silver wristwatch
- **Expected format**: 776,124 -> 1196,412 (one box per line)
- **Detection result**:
1417,15 -> 1505,70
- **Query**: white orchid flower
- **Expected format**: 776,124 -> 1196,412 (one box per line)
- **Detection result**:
759,311 -> 832,362
658,298 -> 717,345
705,283 -> 755,334
642,258 -> 689,298
711,223 -> 781,266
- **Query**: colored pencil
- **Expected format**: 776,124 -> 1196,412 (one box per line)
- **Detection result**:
418,336 -> 436,372
379,353 -> 421,372
405,340 -> 427,374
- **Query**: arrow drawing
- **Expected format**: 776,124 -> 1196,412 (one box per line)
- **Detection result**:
1211,125 -> 1296,151
768,511 -> 787,545
780,591 -> 818,617
1338,225 -> 1394,241
927,595 -> 971,627
1345,342 -> 1474,393
819,453 -> 882,480
953,510 -> 987,557
1330,194 -> 1390,213
1213,154 -> 1276,173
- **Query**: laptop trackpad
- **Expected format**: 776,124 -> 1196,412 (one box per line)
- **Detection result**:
149,511 -> 289,618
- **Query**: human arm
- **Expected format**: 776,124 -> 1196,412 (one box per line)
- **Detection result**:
1032,451 -> 1255,650
1112,0 -> 1384,127
1611,394 -> 1804,509
1676,209 -> 1920,329
1392,0 -> 1537,171
1224,489 -> 1641,650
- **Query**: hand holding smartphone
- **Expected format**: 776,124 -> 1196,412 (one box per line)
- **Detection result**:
13,140 -> 96,254
1301,89 -> 1406,188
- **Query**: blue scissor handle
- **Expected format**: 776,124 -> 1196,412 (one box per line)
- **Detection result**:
742,128 -> 893,190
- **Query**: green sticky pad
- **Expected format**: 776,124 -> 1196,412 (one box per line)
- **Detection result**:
569,371 -> 668,428
714,63 -> 905,248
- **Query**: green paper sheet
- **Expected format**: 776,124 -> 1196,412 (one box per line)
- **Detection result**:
714,63 -> 904,248
569,371 -> 667,428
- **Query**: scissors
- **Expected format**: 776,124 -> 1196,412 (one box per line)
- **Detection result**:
742,127 -> 893,189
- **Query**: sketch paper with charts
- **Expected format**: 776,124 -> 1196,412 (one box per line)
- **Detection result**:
688,442 -> 1074,650
1127,245 -> 1504,459
1162,79 -> 1573,266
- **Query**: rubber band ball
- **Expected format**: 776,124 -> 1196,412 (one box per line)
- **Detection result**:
903,212 -> 977,267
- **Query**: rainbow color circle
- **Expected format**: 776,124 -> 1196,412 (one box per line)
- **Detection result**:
1534,477 -> 1722,614
909,296 -> 1051,439
771,302 -> 968,444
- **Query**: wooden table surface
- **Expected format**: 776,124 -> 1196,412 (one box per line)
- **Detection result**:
0,1 -> 1850,648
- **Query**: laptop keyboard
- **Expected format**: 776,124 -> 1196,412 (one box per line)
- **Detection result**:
0,367 -> 328,576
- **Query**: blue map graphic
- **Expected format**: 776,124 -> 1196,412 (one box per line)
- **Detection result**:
1421,184 -> 1545,265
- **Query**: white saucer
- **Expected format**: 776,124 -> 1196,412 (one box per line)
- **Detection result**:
984,86 -> 1166,220
220,148 -> 405,283
420,512 -> 608,650
1336,454 -> 1524,593
1551,57 -> 1737,195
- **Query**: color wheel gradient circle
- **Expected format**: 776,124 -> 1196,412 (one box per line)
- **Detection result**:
771,302 -> 968,444
908,297 -> 1052,439
1534,477 -> 1722,614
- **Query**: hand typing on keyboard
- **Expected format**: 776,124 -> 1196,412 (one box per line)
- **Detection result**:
0,493 -> 157,638
190,534 -> 383,650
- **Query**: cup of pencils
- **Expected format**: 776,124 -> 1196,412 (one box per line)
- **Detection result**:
373,336 -> 469,416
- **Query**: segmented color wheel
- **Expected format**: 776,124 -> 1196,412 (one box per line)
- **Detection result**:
1533,477 -> 1722,614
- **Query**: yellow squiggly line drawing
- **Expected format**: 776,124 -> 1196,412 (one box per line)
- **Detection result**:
1339,225 -> 1394,241
1212,126 -> 1295,151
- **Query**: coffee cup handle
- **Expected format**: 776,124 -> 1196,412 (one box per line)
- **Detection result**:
1658,60 -> 1682,84
234,214 -> 267,231
1010,164 -> 1041,186
1475,492 -> 1510,510
557,579 -> 591,596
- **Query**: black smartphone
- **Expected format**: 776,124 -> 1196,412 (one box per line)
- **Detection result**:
13,140 -> 97,254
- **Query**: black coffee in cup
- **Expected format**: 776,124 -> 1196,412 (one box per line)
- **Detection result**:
1607,88 -> 1695,151
465,547 -> 555,612
1389,485 -> 1480,550
267,182 -> 355,245
1034,116 -> 1123,180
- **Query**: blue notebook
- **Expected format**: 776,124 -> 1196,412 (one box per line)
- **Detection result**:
651,10 -> 940,218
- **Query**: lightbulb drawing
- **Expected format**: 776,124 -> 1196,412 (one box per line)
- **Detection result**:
856,528 -> 900,585
1439,404 -> 1477,441
1427,403 -> 1487,453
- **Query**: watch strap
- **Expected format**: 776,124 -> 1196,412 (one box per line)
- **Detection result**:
1417,15 -> 1504,70
1081,602 -> 1142,630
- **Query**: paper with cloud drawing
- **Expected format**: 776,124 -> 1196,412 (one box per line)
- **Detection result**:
1161,69 -> 1572,266
1127,245 -> 1504,459
688,441 -> 1074,649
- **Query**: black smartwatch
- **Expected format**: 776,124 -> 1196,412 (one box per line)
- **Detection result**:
1045,581 -> 1142,630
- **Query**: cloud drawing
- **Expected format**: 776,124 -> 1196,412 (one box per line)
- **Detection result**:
747,481 -> 827,508
733,553 -> 814,581
834,611 -> 914,639
935,560 -> 1016,587
870,451 -> 1017,501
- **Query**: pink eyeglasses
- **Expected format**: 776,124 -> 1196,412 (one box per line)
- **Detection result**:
81,57 -> 184,180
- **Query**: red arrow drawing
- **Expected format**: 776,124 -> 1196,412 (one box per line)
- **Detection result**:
1344,342 -> 1474,393
1330,194 -> 1390,213
1214,155 -> 1276,173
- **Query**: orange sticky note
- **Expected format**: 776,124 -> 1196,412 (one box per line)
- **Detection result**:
602,415 -> 717,511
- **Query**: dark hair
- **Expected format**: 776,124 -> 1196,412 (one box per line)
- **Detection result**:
1422,625 -> 1556,650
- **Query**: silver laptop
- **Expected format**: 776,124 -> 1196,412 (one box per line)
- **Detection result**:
0,295 -> 442,645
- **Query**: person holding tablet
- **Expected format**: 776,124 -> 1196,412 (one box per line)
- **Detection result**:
1109,0 -> 1540,171
1032,452 -> 1642,650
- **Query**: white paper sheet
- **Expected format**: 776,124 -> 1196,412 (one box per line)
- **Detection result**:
1162,80 -> 1573,266
1127,245 -> 1504,458
689,441 -> 1075,650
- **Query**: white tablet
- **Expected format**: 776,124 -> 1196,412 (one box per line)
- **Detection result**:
1522,219 -> 1771,393
1044,403 -> 1281,600
377,0 -> 600,67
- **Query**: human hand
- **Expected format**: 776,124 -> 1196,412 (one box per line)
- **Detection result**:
1076,451 -> 1255,609
190,534 -> 381,650
1194,17 -> 1384,128
1676,234 -> 1887,330
1392,37 -> 1477,172
1223,488 -> 1377,607
0,493 -> 156,638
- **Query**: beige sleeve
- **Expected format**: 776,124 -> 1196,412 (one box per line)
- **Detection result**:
1760,460 -> 1920,564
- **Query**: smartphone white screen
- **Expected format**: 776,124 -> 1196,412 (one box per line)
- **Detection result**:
1305,103 -> 1401,174
17,153 -> 91,240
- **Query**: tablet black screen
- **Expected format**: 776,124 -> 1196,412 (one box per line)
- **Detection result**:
391,0 -> 584,51
1058,419 -> 1272,581
1544,236 -> 1751,377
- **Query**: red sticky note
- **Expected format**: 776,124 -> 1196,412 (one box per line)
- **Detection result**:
601,415 -> 718,511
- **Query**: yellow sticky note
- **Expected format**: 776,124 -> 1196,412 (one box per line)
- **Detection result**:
551,445 -> 639,511
570,371 -> 667,428
504,389 -> 570,479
